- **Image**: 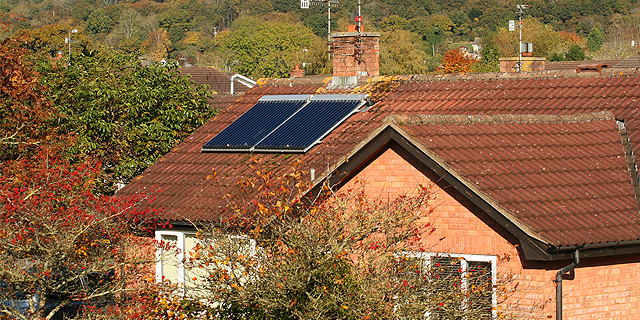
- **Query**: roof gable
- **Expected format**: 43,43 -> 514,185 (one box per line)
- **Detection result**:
314,112 -> 640,260
389,112 -> 640,246
120,73 -> 640,260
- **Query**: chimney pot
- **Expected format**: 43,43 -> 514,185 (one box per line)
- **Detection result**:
290,64 -> 304,78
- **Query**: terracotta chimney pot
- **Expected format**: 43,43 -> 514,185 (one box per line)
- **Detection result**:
290,64 -> 304,78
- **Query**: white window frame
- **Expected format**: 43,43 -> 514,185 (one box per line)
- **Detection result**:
155,230 -> 258,292
401,252 -> 497,319
155,230 -> 194,285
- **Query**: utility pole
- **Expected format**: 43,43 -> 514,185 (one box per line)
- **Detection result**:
66,28 -> 78,66
516,5 -> 527,72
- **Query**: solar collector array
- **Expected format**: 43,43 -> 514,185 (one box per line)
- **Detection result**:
202,94 -> 369,153
254,97 -> 364,152
202,95 -> 310,151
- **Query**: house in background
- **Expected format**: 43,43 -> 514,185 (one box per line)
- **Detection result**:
119,30 -> 640,319
179,66 -> 256,95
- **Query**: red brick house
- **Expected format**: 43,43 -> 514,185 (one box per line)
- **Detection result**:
119,32 -> 640,319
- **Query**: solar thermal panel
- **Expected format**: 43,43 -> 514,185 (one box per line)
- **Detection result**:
202,94 -> 369,153
254,95 -> 368,152
201,95 -> 311,151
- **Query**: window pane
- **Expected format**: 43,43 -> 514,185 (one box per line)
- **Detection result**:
430,256 -> 463,320
160,235 -> 180,284
184,234 -> 209,298
467,261 -> 492,319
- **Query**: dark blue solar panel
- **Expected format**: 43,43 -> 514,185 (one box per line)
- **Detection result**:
253,95 -> 367,152
202,95 -> 310,151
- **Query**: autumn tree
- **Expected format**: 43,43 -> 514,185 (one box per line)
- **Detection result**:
148,160 -> 539,320
439,47 -> 478,73
0,152 -> 158,320
0,24 -> 67,162
36,48 -> 216,194
142,28 -> 171,62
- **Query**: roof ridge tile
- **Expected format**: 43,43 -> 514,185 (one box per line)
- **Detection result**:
390,112 -> 615,125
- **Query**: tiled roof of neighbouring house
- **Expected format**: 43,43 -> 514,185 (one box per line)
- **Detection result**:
119,69 -> 640,258
389,112 -> 640,247
179,67 -> 252,94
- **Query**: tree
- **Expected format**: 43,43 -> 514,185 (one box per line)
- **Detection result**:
439,47 -> 478,73
591,14 -> 639,59
380,15 -> 410,31
427,14 -> 454,35
492,17 -> 560,58
380,29 -> 430,75
153,160 -> 535,320
0,27 -> 67,162
116,8 -> 142,40
142,28 -> 171,61
216,16 -> 317,79
566,44 -> 586,61
302,13 -> 337,39
587,26 -> 604,52
36,49 -> 216,194
86,10 -> 117,36
0,152 -> 157,320
474,35 -> 501,72
17,24 -> 93,58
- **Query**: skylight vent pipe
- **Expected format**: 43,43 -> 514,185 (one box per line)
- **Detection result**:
556,250 -> 580,320
310,168 -> 315,181
230,74 -> 257,94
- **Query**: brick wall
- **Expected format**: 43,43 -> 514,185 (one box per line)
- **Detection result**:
331,31 -> 380,77
342,143 -> 640,319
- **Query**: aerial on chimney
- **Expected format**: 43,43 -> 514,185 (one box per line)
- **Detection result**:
331,31 -> 380,87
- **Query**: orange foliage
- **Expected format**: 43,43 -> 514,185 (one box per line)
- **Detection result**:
438,47 -> 479,74
557,31 -> 587,47
0,27 -> 70,161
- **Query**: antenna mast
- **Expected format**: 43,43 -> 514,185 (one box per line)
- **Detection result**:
516,4 -> 528,72
301,0 -> 338,70
358,0 -> 361,32
328,0 -> 331,64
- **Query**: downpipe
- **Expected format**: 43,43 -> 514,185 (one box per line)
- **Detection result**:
555,250 -> 580,320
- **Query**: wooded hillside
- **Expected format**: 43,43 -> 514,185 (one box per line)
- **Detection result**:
2,0 -> 639,76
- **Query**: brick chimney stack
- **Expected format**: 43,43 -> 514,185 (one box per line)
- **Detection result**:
331,31 -> 380,86
290,65 -> 304,78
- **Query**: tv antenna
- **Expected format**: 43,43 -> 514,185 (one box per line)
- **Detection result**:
301,0 -> 338,64
516,4 -> 528,72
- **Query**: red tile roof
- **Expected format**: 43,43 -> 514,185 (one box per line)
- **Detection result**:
119,71 -> 640,257
179,67 -> 252,94
390,113 -> 640,247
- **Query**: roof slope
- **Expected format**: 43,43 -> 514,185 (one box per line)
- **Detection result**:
390,113 -> 640,247
179,67 -> 251,94
120,72 -> 640,258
